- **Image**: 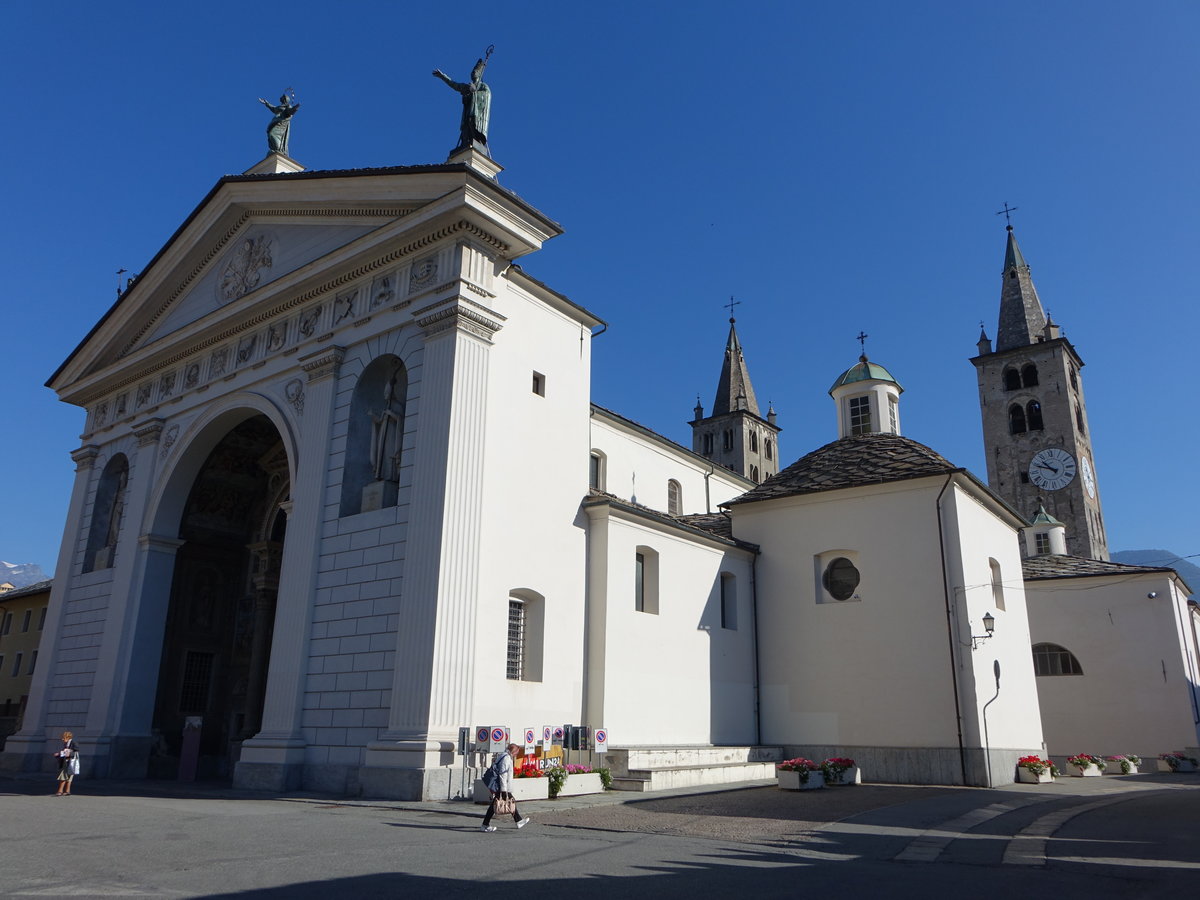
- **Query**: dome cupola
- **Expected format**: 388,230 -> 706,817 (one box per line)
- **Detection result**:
829,354 -> 904,439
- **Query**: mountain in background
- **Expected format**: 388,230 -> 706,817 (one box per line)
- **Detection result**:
1111,550 -> 1200,592
0,561 -> 49,588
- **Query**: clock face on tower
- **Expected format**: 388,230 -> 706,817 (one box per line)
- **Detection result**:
1028,448 -> 1077,490
1080,455 -> 1096,499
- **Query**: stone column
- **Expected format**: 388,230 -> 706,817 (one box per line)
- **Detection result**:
0,445 -> 98,773
79,420 -> 169,776
236,347 -> 343,792
361,299 -> 501,800
241,540 -> 282,738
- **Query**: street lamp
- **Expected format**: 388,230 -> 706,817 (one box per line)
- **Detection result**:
971,611 -> 995,650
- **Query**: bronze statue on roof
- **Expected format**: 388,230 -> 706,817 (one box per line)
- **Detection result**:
433,46 -> 493,154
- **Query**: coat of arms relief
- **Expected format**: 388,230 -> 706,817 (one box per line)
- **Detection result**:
218,234 -> 275,304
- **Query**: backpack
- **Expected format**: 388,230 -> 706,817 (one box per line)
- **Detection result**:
482,756 -> 503,791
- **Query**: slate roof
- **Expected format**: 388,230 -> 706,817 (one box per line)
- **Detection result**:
583,491 -> 757,551
0,579 -> 52,600
711,319 -> 761,416
1022,555 -> 1177,581
725,433 -> 959,506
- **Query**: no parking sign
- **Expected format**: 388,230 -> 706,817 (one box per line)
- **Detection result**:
593,728 -> 608,754
542,726 -> 552,749
524,728 -> 536,754
489,726 -> 507,753
474,726 -> 490,751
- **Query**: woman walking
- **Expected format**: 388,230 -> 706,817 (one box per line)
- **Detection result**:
480,743 -> 531,832
54,731 -> 79,796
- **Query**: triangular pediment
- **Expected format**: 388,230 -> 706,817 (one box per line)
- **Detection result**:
49,163 -> 564,404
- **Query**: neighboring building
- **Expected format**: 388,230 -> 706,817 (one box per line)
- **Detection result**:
0,579 -> 51,745
971,226 -> 1109,559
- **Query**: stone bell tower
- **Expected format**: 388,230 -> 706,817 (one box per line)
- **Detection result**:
690,317 -> 780,483
970,226 -> 1109,559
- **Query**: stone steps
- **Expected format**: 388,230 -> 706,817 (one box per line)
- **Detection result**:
605,745 -> 782,793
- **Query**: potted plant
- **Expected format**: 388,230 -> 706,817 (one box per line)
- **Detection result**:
1015,755 -> 1058,783
777,757 -> 824,790
821,757 -> 860,786
1104,754 -> 1141,775
1065,753 -> 1106,777
555,763 -> 606,797
1157,752 -> 1199,773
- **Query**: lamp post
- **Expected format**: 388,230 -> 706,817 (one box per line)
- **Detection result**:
971,612 -> 995,650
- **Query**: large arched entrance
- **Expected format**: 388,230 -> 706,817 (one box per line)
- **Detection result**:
149,414 -> 289,779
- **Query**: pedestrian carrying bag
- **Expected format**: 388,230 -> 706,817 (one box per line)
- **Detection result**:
495,795 -> 516,815
69,756 -> 81,776
482,764 -> 501,792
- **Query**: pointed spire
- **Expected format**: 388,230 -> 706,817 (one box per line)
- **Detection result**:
995,226 -> 1049,352
712,317 -> 761,416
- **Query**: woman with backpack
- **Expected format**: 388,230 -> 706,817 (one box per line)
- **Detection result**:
480,743 -> 531,832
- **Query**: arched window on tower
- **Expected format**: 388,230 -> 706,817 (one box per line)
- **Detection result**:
1075,402 -> 1086,434
1026,400 -> 1044,431
1032,642 -> 1084,676
764,439 -> 774,461
667,479 -> 682,515
1069,365 -> 1078,391
1021,364 -> 1039,387
750,465 -> 760,482
749,432 -> 758,453
1003,367 -> 1021,391
1008,404 -> 1027,435
722,430 -> 734,451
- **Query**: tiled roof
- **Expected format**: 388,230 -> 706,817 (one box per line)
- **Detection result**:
583,491 -> 757,550
726,433 -> 959,506
0,579 -> 52,600
1022,555 -> 1175,581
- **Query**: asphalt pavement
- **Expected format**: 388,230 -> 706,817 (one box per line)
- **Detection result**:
2,768 -> 1197,898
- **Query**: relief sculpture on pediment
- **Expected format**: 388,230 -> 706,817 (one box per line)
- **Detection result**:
370,273 -> 394,309
184,363 -> 200,390
267,323 -> 285,351
298,304 -> 322,337
237,335 -> 258,365
136,383 -> 153,409
159,371 -> 176,398
218,235 -> 274,304
409,255 -> 438,292
211,347 -> 229,378
335,289 -> 357,323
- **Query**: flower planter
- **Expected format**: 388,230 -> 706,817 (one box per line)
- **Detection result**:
1070,763 -> 1102,777
1017,768 -> 1053,784
1158,759 -> 1198,773
777,770 -> 825,791
826,766 -> 861,786
1107,764 -> 1138,776
473,777 -> 550,804
557,772 -> 605,797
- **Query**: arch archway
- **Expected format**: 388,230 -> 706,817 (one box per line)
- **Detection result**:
145,412 -> 292,779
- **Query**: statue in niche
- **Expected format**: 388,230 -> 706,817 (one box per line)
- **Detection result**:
369,364 -> 404,482
258,92 -> 300,156
104,469 -> 127,552
433,46 -> 493,153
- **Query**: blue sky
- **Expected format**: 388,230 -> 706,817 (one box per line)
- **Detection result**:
2,1 -> 1197,572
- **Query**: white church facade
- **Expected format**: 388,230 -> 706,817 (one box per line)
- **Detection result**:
3,140 -> 1196,797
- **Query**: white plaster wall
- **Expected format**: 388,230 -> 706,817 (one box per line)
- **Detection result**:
598,513 -> 757,745
734,479 -> 967,749
940,484 -> 1044,751
1026,573 -> 1200,759
590,413 -> 751,514
469,278 -> 595,730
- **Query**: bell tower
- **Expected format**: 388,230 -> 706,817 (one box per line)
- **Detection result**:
970,225 -> 1109,559
690,316 -> 780,483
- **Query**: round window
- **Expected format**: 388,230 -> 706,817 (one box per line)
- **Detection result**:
823,557 -> 860,601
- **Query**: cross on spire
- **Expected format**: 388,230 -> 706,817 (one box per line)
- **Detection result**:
856,331 -> 869,354
996,202 -> 1019,228
724,295 -> 741,321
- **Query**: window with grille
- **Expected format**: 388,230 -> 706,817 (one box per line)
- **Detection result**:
506,598 -> 526,680
179,651 -> 215,714
667,480 -> 682,516
849,396 -> 872,435
888,397 -> 899,434
1035,533 -> 1050,554
1032,643 -> 1083,676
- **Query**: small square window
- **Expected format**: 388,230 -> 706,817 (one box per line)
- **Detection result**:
532,372 -> 545,396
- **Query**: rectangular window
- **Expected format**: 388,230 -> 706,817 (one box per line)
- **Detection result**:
1,613 -> 10,636
720,574 -> 737,630
179,651 -> 215,714
21,610 -> 31,633
589,453 -> 603,490
506,599 -> 525,680
635,553 -> 645,612
38,607 -> 47,630
702,434 -> 713,455
0,656 -> 5,675
1035,533 -> 1050,554
888,397 -> 898,434
532,371 -> 545,396
722,430 -> 734,451
11,653 -> 23,678
28,650 -> 37,675
849,396 -> 872,435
